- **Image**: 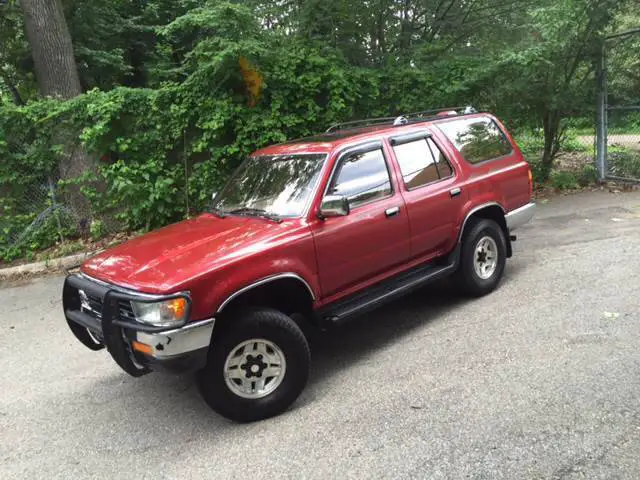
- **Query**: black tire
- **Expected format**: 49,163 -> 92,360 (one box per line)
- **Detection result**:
197,307 -> 310,423
455,218 -> 507,297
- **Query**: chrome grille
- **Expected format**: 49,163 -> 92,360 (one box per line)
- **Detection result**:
80,291 -> 103,318
118,301 -> 136,322
77,288 -> 135,323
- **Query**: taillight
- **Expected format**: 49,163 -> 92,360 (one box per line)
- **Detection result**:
527,167 -> 533,197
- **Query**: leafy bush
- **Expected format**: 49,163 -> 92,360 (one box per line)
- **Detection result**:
0,4 -> 374,261
515,129 -> 590,155
561,131 -> 590,153
515,132 -> 544,155
2,1 -> 621,262
608,149 -> 640,178
578,164 -> 598,186
550,171 -> 579,190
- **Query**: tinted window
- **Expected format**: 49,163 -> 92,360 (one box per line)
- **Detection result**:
393,139 -> 439,189
393,138 -> 454,189
329,149 -> 391,208
427,138 -> 453,178
437,117 -> 512,164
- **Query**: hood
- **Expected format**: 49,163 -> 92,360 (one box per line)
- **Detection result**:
82,214 -> 302,293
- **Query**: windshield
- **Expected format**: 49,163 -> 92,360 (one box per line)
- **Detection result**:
212,154 -> 327,218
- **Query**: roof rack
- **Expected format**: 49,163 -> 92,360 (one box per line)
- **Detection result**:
325,106 -> 477,133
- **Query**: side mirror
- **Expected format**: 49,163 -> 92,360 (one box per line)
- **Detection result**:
319,194 -> 350,218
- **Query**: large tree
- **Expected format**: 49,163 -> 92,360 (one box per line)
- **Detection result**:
20,0 -> 81,99
20,0 -> 94,227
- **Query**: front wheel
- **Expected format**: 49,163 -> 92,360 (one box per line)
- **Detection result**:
455,218 -> 507,297
197,308 -> 310,422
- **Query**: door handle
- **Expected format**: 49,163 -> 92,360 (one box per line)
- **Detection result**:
385,206 -> 400,218
450,187 -> 462,198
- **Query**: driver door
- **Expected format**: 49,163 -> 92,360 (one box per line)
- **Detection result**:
311,143 -> 411,298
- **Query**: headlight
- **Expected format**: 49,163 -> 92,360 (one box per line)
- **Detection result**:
130,297 -> 189,327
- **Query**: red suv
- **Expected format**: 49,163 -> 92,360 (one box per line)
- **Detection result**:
63,108 -> 535,422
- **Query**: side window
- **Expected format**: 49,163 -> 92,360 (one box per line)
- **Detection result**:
329,148 -> 392,208
437,117 -> 512,164
427,138 -> 453,179
392,138 -> 453,190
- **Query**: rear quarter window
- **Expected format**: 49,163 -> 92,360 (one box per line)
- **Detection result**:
437,117 -> 513,164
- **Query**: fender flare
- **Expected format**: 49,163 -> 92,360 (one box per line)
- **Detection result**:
216,273 -> 316,314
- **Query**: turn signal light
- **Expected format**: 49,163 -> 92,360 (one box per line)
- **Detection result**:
132,340 -> 153,356
166,297 -> 187,319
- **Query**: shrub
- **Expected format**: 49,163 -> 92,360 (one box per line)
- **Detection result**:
608,149 -> 640,179
550,171 -> 579,190
578,164 -> 598,186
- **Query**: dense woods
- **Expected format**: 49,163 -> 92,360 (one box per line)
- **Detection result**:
0,0 -> 637,261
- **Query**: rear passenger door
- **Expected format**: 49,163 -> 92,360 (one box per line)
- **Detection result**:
389,132 -> 465,261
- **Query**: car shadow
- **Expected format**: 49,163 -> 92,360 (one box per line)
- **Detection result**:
300,280 -> 469,401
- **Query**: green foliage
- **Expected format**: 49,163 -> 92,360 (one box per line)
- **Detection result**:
516,133 -> 545,155
515,128 -> 590,155
550,171 -> 579,190
608,149 -> 640,178
578,164 -> 598,186
89,219 -> 106,241
100,159 -> 183,230
561,131 -> 591,153
1,0 -> 636,261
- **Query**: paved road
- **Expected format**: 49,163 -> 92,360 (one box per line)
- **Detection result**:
2,191 -> 640,479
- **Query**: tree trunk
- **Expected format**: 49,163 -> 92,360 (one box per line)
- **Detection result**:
21,0 -> 94,235
20,0 -> 82,99
540,109 -> 562,182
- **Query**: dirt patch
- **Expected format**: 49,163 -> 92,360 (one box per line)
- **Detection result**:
554,151 -> 593,171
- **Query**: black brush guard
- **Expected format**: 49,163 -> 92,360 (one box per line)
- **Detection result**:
63,274 -> 191,377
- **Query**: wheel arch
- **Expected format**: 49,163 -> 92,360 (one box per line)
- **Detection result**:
458,202 -> 512,257
216,273 -> 316,321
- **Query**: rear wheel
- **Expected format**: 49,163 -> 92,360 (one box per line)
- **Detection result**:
456,218 -> 507,296
197,308 -> 310,422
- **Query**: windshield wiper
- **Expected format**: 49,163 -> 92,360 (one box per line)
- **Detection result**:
228,208 -> 282,223
208,206 -> 227,218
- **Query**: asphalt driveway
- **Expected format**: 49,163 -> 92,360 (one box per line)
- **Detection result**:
1,190 -> 640,479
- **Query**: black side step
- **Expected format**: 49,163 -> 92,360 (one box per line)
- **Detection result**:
317,252 -> 458,328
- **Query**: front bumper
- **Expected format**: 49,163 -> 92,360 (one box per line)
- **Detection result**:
63,273 -> 214,376
505,202 -> 536,231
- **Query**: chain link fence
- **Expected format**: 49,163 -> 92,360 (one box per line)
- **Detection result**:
1,165 -> 87,263
597,27 -> 640,182
0,138 -> 120,263
606,107 -> 640,181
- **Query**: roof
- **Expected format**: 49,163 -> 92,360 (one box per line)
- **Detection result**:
252,109 -> 491,157
253,125 -> 391,156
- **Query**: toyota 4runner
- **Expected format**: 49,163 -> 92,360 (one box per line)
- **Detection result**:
63,107 -> 535,422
